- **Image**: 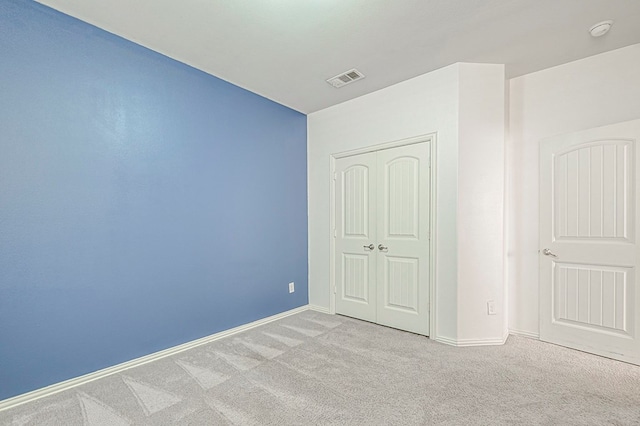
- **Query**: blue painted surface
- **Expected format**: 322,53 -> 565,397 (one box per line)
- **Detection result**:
0,0 -> 307,400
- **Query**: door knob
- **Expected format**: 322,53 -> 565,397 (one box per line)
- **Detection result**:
378,244 -> 388,251
542,248 -> 558,258
363,244 -> 375,250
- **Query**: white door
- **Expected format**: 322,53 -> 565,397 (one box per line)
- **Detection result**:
376,144 -> 431,334
335,151 -> 377,323
335,142 -> 430,335
540,119 -> 640,365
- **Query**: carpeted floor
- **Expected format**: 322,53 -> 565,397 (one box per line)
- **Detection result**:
1,310 -> 640,425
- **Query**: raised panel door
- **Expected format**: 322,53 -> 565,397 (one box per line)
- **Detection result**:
335,153 -> 377,322
540,119 -> 640,364
376,143 -> 430,335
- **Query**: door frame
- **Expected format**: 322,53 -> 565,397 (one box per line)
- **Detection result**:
329,133 -> 437,337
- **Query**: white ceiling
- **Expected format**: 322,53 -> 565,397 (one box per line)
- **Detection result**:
35,0 -> 640,113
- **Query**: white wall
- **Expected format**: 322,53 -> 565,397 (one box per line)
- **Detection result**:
457,64 -> 506,342
308,64 -> 460,340
507,44 -> 640,336
308,63 -> 506,343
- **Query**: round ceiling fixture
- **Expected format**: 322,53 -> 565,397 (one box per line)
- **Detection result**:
589,20 -> 613,37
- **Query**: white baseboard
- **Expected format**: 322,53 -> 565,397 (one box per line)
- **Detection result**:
509,328 -> 540,339
308,304 -> 332,314
0,305 -> 310,413
434,333 -> 509,347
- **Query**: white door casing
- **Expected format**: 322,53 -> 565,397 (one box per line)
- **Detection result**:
540,119 -> 640,365
334,141 -> 430,335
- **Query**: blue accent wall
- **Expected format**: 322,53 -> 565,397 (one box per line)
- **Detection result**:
0,0 -> 307,400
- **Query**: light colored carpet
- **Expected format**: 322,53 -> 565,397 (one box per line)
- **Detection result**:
1,310 -> 640,425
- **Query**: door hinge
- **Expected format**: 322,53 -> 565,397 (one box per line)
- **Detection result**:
333,228 -> 337,238
333,285 -> 337,294
333,172 -> 337,181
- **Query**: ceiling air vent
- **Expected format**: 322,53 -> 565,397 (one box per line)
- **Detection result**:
326,69 -> 365,88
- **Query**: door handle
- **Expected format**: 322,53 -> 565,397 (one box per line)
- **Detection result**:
363,244 -> 375,250
378,244 -> 388,251
542,248 -> 558,258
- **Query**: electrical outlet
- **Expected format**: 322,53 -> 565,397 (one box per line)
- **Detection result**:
289,282 -> 295,293
487,300 -> 496,315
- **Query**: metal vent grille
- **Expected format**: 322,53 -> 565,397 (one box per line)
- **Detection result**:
326,69 -> 365,88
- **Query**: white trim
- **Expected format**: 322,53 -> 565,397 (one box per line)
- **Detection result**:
509,328 -> 540,340
329,133 -> 437,336
503,80 -> 510,345
0,305 -> 310,412
332,133 -> 434,159
308,304 -> 332,314
329,155 -> 337,315
428,134 -> 438,339
433,335 -> 459,346
435,332 -> 509,347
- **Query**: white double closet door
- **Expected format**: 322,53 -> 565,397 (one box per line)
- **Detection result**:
335,142 -> 430,335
